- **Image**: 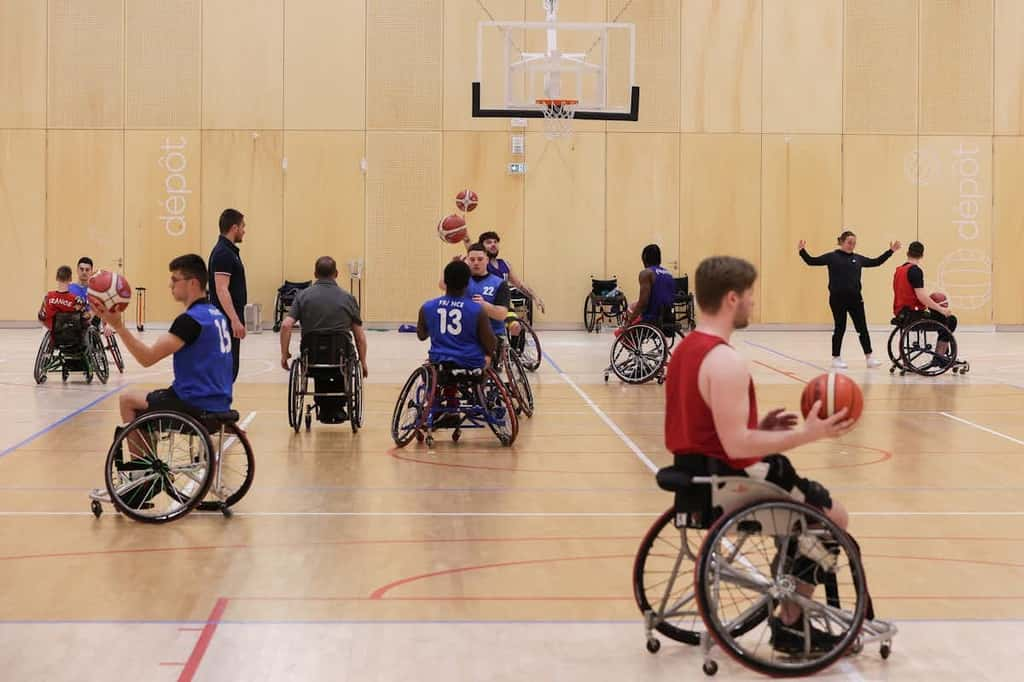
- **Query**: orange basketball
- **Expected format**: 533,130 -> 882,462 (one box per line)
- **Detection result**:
930,291 -> 949,307
800,373 -> 863,423
437,214 -> 468,244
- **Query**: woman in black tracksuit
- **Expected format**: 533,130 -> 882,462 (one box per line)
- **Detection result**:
798,230 -> 902,369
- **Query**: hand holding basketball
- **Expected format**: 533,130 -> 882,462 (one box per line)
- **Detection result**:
802,402 -> 855,439
800,373 -> 863,438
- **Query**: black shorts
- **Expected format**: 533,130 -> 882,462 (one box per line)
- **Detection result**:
145,387 -> 203,418
675,453 -> 833,510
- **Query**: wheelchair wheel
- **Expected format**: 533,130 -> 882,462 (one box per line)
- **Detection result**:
900,319 -> 958,377
348,353 -> 364,433
584,294 -> 599,332
33,332 -> 53,384
886,326 -> 902,373
107,333 -> 125,373
501,346 -> 534,418
272,293 -> 283,332
609,324 -> 667,384
104,411 -> 213,523
288,357 -> 304,432
87,328 -> 109,384
695,499 -> 868,677
198,423 -> 255,510
391,365 -> 434,447
515,320 -> 542,372
479,369 -> 518,446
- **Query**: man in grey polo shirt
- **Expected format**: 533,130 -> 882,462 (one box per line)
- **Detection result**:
280,256 -> 368,422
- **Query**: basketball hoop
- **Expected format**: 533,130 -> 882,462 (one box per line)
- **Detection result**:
536,98 -> 577,139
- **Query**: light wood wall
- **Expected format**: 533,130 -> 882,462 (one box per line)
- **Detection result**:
3,0 -> 1022,325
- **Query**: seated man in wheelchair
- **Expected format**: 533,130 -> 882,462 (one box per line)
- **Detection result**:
892,240 -> 959,368
464,243 -> 510,357
39,265 -> 86,330
666,255 -> 857,654
279,256 -> 367,423
93,254 -> 232,425
617,244 -> 677,335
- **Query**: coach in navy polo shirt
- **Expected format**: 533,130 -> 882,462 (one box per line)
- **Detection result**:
209,208 -> 247,381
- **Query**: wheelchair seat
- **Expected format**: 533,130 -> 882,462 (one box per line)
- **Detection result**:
52,312 -> 87,349
201,410 -> 240,426
436,362 -> 484,385
301,331 -> 353,370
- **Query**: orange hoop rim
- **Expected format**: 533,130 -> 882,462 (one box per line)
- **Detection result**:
536,98 -> 579,106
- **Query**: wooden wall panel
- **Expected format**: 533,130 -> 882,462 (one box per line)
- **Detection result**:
285,0 -> 365,130
365,132 -> 442,321
46,131 -> 125,276
920,0 -> 993,134
994,0 -> 1024,134
760,135 -> 842,323
993,138 -> 1024,323
842,135 -> 918,323
0,131 -> 46,320
844,0 -> 918,133
917,136 -> 992,324
202,0 -> 283,130
524,132 -> 605,324
762,0 -> 842,134
606,133 -> 679,304
680,134 -> 762,321
48,0 -> 124,128
283,132 -> 365,284
367,0 -> 442,130
126,0 -> 201,129
124,132 -> 202,322
608,0 -> 681,132
681,0 -> 761,133
201,131 -> 284,320
0,1 -> 47,128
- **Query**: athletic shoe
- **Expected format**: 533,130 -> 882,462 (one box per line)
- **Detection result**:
769,616 -> 843,655
831,357 -> 848,369
865,357 -> 882,368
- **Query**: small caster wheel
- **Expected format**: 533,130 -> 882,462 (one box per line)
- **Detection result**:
603,374 -> 609,383
452,429 -> 461,442
899,370 -> 906,376
305,414 -> 312,431
963,364 -> 970,373
702,661 -> 718,676
273,324 -> 281,332
499,435 -> 511,446
656,375 -> 665,385
221,506 -> 233,518
880,644 -> 891,660
62,371 -> 69,383
889,367 -> 895,374
415,431 -> 424,443
91,500 -> 102,518
425,435 -> 434,448
850,639 -> 864,655
645,638 -> 660,654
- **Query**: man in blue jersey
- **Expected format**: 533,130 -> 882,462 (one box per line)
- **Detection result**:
478,231 -> 545,315
418,260 -> 496,369
465,243 -> 510,340
621,244 -> 676,328
94,254 -> 233,423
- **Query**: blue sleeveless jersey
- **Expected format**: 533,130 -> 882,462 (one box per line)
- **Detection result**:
423,295 -> 486,368
172,303 -> 233,412
68,283 -> 89,309
466,273 -> 506,335
643,266 -> 677,321
487,258 -> 510,280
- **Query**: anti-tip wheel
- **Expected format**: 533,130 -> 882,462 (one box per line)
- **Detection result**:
90,500 -> 102,518
645,638 -> 660,654
452,429 -> 461,442
425,435 -> 434,448
702,661 -> 718,676
499,435 -> 511,447
221,506 -> 233,518
880,644 -> 891,660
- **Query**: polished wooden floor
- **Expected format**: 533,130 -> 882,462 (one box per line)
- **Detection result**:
2,327 -> 1023,680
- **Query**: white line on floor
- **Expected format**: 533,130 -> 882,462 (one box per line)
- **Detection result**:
939,412 -> 1024,447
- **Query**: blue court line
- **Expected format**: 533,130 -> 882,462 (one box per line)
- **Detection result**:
541,350 -> 564,374
743,340 -> 827,372
0,385 -> 126,460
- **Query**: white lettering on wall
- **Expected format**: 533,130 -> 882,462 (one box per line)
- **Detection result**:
158,137 -> 190,237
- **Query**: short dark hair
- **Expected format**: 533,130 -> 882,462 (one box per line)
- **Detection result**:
56,265 -> 73,282
838,230 -> 856,244
642,244 -> 662,267
695,256 -> 758,314
907,241 -> 924,258
466,242 -> 487,254
478,231 -> 500,243
219,208 -> 244,235
77,257 -> 93,268
314,256 -> 338,279
444,260 -> 471,292
169,254 -> 208,290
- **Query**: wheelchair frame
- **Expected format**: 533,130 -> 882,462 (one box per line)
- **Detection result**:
390,363 -> 518,448
633,472 -> 896,677
673,275 -> 697,335
34,315 -> 109,385
494,337 -> 534,418
89,409 -> 255,523
288,331 -> 363,433
272,279 -> 312,332
584,276 -> 628,333
887,312 -> 969,377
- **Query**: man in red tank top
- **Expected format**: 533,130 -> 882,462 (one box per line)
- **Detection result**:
664,256 -> 855,653
891,241 -> 957,363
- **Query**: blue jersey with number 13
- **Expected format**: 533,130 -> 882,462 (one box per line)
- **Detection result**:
422,295 -> 485,369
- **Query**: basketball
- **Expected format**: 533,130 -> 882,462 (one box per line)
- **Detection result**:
800,372 -> 863,424
455,188 -> 479,212
87,270 -> 132,313
437,214 -> 468,244
931,291 -> 949,307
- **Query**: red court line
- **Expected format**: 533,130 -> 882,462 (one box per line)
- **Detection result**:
800,444 -> 893,471
387,448 -> 649,475
751,360 -> 808,384
178,597 -> 228,682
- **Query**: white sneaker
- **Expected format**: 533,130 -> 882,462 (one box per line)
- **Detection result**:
866,356 -> 882,368
831,357 -> 848,369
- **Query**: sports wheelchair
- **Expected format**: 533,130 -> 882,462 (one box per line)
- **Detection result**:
604,307 -> 682,384
887,309 -> 969,376
89,409 -> 255,523
673,275 -> 697,334
288,331 -> 364,432
391,362 -> 518,448
584,276 -> 628,333
494,337 -> 534,418
508,287 -> 542,372
633,459 -> 896,677
272,279 -> 311,332
34,313 -> 109,385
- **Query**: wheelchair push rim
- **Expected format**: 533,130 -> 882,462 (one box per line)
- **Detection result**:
609,324 -> 667,384
288,357 -> 304,432
391,365 -> 434,447
197,422 -> 255,511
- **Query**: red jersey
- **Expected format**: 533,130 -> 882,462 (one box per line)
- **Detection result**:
40,290 -> 83,329
892,262 -> 923,316
664,330 -> 761,469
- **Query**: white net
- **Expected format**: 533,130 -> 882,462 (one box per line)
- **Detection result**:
538,99 -> 577,140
